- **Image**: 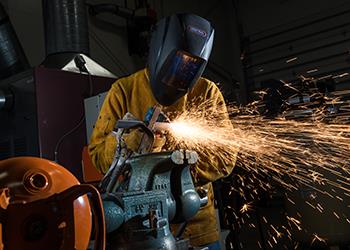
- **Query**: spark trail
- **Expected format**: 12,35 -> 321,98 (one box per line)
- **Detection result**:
160,98 -> 350,246
164,100 -> 350,194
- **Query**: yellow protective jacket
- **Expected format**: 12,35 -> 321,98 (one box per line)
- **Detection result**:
88,68 -> 237,246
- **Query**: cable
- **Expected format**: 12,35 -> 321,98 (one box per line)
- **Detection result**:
87,71 -> 93,97
53,55 -> 94,163
74,54 -> 94,97
54,115 -> 85,163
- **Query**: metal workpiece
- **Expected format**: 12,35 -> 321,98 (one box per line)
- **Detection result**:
185,150 -> 199,165
171,150 -> 185,164
171,150 -> 199,165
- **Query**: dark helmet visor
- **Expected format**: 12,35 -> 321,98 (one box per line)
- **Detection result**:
160,50 -> 205,91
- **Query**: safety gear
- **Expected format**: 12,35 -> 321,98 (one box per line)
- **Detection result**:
152,134 -> 166,152
148,13 -> 214,106
0,157 -> 105,250
118,112 -> 167,153
88,68 -> 237,246
119,112 -> 145,152
122,129 -> 166,153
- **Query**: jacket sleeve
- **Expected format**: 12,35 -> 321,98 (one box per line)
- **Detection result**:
88,82 -> 126,174
190,83 -> 238,186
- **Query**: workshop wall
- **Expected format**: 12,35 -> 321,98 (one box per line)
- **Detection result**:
0,0 -> 244,103
223,1 -> 350,249
4,0 -> 349,103
2,0 -> 44,67
238,0 -> 349,36
1,0 -> 139,76
237,0 -> 350,100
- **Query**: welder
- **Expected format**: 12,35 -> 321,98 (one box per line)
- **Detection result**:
88,13 -> 238,249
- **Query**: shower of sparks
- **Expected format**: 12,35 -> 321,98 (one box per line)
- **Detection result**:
286,57 -> 298,63
270,225 -> 283,238
165,99 -> 350,195
240,202 -> 253,213
160,90 -> 350,245
311,234 -> 327,245
286,216 -> 302,231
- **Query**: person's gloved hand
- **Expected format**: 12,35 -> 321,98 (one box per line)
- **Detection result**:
122,128 -> 144,152
123,130 -> 166,153
143,106 -> 168,152
114,112 -> 143,153
119,111 -> 167,153
152,133 -> 166,152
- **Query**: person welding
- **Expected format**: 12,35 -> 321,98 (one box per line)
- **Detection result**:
88,13 -> 238,249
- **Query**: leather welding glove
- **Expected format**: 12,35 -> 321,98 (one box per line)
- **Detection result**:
122,128 -> 144,152
123,130 -> 167,153
152,133 -> 166,152
120,111 -> 167,153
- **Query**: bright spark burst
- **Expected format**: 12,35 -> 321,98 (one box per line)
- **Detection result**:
160,96 -> 350,245
164,99 -> 350,194
240,202 -> 253,213
311,234 -> 327,245
286,216 -> 302,231
270,224 -> 283,238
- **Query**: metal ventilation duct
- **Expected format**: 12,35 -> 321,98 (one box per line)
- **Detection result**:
42,0 -> 89,57
0,3 -> 29,80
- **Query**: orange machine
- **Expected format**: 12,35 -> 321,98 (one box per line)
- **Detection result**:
0,157 -> 105,250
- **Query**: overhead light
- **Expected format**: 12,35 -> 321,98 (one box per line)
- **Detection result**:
62,54 -> 117,78
286,57 -> 298,63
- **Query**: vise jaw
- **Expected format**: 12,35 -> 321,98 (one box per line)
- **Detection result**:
101,150 -> 206,250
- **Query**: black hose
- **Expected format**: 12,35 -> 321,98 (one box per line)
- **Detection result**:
88,4 -> 134,19
0,3 -> 29,79
43,0 -> 89,56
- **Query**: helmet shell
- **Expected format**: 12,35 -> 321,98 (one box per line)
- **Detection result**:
148,13 -> 214,106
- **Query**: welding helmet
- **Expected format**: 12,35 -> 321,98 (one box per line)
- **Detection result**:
0,157 -> 104,250
147,13 -> 214,106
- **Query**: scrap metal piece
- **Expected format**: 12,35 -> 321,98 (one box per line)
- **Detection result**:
171,150 -> 199,165
171,150 -> 184,165
185,150 -> 199,165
